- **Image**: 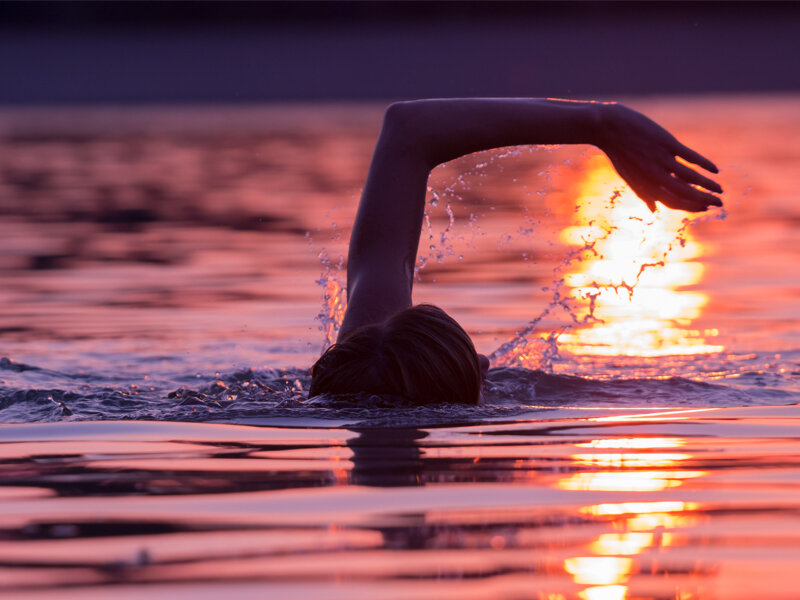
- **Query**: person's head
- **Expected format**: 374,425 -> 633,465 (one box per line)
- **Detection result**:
310,304 -> 483,405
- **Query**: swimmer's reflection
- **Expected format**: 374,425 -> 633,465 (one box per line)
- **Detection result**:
346,427 -> 426,487
346,427 -> 429,550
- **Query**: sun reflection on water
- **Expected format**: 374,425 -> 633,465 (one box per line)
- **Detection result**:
559,435 -> 708,599
564,556 -> 634,585
557,469 -> 705,492
576,437 -> 686,449
578,585 -> 629,600
558,156 -> 723,357
590,532 -> 654,556
571,453 -> 693,467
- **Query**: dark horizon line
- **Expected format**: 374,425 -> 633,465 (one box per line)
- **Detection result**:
1,88 -> 798,108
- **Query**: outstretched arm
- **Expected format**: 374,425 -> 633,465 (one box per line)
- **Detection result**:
339,98 -> 722,340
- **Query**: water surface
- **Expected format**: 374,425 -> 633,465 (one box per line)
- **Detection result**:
1,96 -> 799,598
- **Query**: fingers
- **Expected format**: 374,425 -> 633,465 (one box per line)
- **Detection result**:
658,188 -> 712,213
637,182 -> 709,213
636,190 -> 658,213
632,171 -> 720,213
659,181 -> 721,212
669,160 -> 723,194
636,154 -> 722,211
661,173 -> 723,208
608,148 -> 722,214
644,151 -> 723,210
673,142 -> 718,174
615,163 -> 675,213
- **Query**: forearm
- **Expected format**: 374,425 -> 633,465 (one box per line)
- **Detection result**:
385,98 -> 604,169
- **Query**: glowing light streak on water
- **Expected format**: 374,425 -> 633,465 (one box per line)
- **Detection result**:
578,585 -> 628,600
580,501 -> 700,517
589,408 -> 717,422
576,437 -> 686,449
590,532 -> 655,556
561,440 -> 710,599
556,469 -> 706,492
570,453 -> 692,467
564,556 -> 634,585
558,155 -> 724,357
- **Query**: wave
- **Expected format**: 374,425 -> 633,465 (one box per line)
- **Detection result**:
2,355 -> 797,427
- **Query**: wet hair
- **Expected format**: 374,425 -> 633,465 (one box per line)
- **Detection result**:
309,304 -> 482,405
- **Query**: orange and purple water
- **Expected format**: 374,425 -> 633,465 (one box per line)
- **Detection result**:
1,96 -> 799,598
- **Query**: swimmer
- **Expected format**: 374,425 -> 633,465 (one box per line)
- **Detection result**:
309,99 -> 723,404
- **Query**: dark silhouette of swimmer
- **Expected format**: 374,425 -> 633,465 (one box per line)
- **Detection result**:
310,99 -> 723,404
347,427 -> 427,487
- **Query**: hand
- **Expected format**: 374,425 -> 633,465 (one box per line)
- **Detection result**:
595,103 -> 723,212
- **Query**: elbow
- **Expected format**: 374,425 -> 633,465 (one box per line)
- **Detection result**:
381,101 -> 418,139
383,100 -> 420,129
379,101 -> 431,163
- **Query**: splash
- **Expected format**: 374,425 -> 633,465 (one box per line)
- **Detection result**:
490,214 -> 610,370
492,154 -> 726,368
415,187 -> 458,275
313,149 -> 725,368
489,291 -> 571,371
314,247 -> 347,348
558,156 -> 726,357
416,146 -> 542,275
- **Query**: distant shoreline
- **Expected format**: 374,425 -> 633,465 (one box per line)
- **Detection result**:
0,93 -> 796,136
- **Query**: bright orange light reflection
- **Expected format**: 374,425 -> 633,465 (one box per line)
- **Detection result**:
580,501 -> 699,516
559,436 -> 710,599
571,453 -> 691,467
565,556 -> 633,585
562,471 -> 707,599
626,512 -> 702,531
579,585 -> 628,600
558,156 -> 723,356
590,532 -> 654,555
557,470 -> 706,492
590,408 -> 717,422
576,437 -> 686,449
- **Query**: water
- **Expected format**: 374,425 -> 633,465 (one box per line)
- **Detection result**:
1,96 -> 799,598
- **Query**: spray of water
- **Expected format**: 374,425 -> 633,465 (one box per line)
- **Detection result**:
314,247 -> 347,348
311,148 -> 726,370
489,220 -> 613,371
